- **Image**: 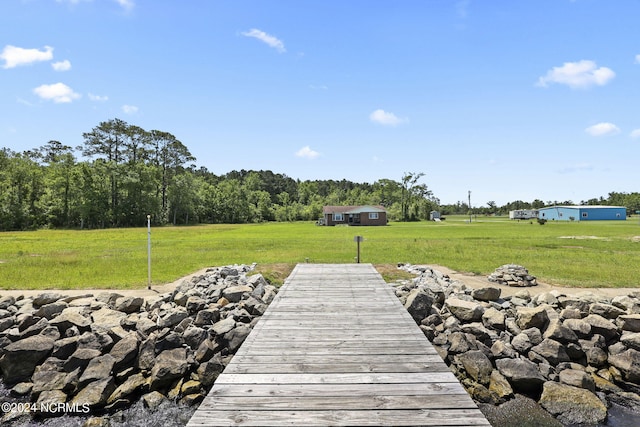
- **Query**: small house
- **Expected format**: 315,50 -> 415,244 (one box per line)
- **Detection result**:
538,206 -> 626,221
322,205 -> 387,226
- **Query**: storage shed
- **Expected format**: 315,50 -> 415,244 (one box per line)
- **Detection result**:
538,206 -> 626,221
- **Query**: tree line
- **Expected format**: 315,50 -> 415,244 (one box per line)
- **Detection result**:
1,118 -> 637,231
0,118 -> 442,230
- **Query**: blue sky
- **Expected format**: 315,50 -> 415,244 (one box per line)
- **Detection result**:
1,0 -> 639,206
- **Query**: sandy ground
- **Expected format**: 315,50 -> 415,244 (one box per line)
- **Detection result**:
1,264 -> 637,300
426,264 -> 639,299
0,267 -> 212,299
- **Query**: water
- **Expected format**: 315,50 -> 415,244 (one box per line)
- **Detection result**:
1,384 -> 196,427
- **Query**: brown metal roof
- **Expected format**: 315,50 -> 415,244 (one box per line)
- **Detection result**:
322,205 -> 387,214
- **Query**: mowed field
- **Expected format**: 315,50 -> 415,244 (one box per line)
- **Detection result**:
0,216 -> 639,290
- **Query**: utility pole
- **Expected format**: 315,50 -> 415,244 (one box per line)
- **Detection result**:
147,215 -> 151,290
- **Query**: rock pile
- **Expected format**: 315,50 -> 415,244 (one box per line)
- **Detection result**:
397,264 -> 640,426
488,264 -> 538,287
0,264 -> 277,424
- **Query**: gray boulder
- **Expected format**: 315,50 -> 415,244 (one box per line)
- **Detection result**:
225,323 -> 252,354
91,307 -> 127,330
495,358 -> 545,392
33,292 -> 65,307
482,307 -> 505,331
71,377 -> 116,408
107,372 -> 148,404
446,298 -> 484,322
49,309 -> 91,332
194,308 -> 220,326
455,350 -> 493,385
608,348 -> 640,383
31,359 -> 73,394
197,356 -> 225,387
114,296 -> 144,314
471,287 -> 501,302
109,333 -> 139,372
150,348 -> 189,388
78,354 -> 116,388
142,391 -> 166,410
36,389 -> 68,409
34,301 -> 68,320
222,285 -> 253,303
563,318 -> 592,338
618,314 -> 640,332
211,317 -> 236,336
404,289 -> 435,322
543,319 -> 578,343
0,335 -> 55,384
583,314 -> 619,342
64,348 -> 102,372
157,307 -> 188,328
539,381 -> 607,426
590,302 -> 625,320
621,332 -> 640,351
559,368 -> 595,392
516,306 -> 549,330
530,338 -> 571,365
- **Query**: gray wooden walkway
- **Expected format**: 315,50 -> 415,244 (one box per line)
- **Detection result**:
187,263 -> 491,426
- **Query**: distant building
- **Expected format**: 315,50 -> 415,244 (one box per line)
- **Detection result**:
321,205 -> 388,226
509,209 -> 539,220
429,211 -> 441,221
538,206 -> 626,221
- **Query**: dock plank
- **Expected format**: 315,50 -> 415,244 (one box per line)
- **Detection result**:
187,263 -> 490,426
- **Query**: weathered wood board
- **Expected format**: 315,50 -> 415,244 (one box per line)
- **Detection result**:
187,263 -> 490,426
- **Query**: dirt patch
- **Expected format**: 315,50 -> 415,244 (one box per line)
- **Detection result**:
558,235 -> 609,241
423,264 -> 638,299
2,263 -> 638,300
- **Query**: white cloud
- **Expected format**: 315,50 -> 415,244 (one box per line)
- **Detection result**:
115,0 -> 134,11
241,29 -> 286,53
635,54 -> 640,64
585,122 -> 620,137
295,146 -> 320,159
52,60 -> 71,71
630,129 -> 640,139
1,45 -> 53,69
537,60 -> 615,89
33,83 -> 80,103
558,163 -> 594,174
56,0 -> 134,11
88,93 -> 108,102
122,104 -> 139,114
369,109 -> 407,126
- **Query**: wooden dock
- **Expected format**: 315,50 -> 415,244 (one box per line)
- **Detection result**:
188,263 -> 491,426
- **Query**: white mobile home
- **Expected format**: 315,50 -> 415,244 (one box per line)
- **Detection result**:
509,209 -> 538,220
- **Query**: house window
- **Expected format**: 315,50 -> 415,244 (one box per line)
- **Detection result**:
334,213 -> 344,221
369,212 -> 379,220
582,212 -> 588,218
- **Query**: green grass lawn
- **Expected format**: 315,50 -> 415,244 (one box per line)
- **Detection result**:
0,216 -> 639,290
